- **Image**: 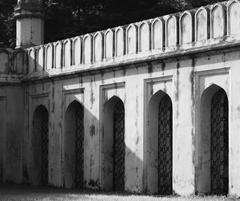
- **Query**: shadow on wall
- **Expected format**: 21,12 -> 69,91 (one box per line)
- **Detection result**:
24,92 -> 146,193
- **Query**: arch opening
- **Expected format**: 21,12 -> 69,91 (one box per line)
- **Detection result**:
32,105 -> 49,186
145,91 -> 173,195
64,100 -> 84,189
102,96 -> 125,192
197,85 -> 228,195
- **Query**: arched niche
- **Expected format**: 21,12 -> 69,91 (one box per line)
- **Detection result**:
73,37 -> 82,66
64,101 -> 84,189
0,52 -> 9,73
152,18 -> 164,50
105,29 -> 114,59
166,16 -> 177,48
64,40 -> 71,67
14,51 -> 25,74
45,44 -> 53,70
126,24 -> 137,54
211,5 -> 225,38
83,35 -> 92,64
32,105 -> 49,186
102,96 -> 125,192
139,22 -> 150,52
180,12 -> 193,44
37,46 -> 44,71
28,49 -> 35,73
197,84 -> 229,195
195,7 -> 209,41
227,0 -> 240,35
94,32 -> 103,62
115,27 -> 124,57
146,90 -> 173,195
55,42 -> 62,69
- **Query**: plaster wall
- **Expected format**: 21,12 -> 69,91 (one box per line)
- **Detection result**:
21,48 -> 240,196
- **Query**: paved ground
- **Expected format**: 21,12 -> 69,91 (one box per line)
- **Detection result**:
0,185 -> 239,201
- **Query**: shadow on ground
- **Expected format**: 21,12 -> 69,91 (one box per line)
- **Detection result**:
0,184 -> 237,201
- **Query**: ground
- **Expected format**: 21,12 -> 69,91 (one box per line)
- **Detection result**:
0,185 -> 239,201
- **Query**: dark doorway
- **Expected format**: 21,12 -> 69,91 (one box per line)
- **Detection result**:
32,105 -> 49,185
211,89 -> 228,195
64,101 -> 84,188
158,94 -> 173,195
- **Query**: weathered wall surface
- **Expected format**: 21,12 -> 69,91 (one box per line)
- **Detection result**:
0,49 -> 25,184
2,0 -> 240,198
0,86 -> 24,184
21,47 -> 239,196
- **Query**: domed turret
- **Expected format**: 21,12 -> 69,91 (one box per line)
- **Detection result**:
14,0 -> 44,48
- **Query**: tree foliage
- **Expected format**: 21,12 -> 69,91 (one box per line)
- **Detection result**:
0,0 -> 225,48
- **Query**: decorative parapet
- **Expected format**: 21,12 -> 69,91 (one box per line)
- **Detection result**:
26,0 -> 240,76
0,48 -> 26,83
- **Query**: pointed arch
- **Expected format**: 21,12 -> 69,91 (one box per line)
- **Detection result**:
197,84 -> 229,195
166,15 -> 177,48
55,41 -> 62,69
94,32 -> 103,62
151,18 -> 164,50
64,100 -> 84,189
211,4 -> 225,38
104,29 -> 114,59
139,21 -> 150,52
126,24 -> 137,54
63,39 -> 72,67
115,27 -> 124,57
145,90 -> 173,195
195,7 -> 209,41
32,105 -> 49,186
180,11 -> 193,44
102,96 -> 125,192
227,0 -> 240,35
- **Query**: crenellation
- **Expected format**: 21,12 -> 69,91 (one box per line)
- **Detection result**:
45,43 -> 53,70
180,11 -> 194,46
166,15 -> 179,49
210,4 -> 226,39
227,0 -> 240,36
94,32 -> 103,63
138,21 -> 151,53
24,0 -> 240,76
151,18 -> 164,50
83,34 -> 93,65
72,37 -> 82,66
55,41 -> 62,69
195,7 -> 209,42
104,29 -> 114,60
63,39 -> 72,67
126,24 -> 138,55
115,27 -> 124,57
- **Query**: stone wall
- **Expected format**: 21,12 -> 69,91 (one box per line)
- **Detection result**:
2,0 -> 240,198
